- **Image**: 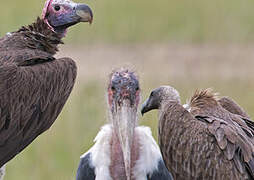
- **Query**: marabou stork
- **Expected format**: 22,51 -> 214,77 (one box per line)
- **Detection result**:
76,70 -> 173,180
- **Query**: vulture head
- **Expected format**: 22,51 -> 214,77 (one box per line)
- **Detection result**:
107,69 -> 140,180
42,0 -> 93,37
141,86 -> 180,115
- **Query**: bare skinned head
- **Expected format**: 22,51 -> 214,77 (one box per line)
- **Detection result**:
108,69 -> 140,112
42,0 -> 93,37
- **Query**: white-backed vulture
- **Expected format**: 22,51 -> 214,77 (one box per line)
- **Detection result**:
141,86 -> 254,180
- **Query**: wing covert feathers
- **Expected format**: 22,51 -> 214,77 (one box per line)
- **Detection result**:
0,58 -> 77,167
159,89 -> 254,179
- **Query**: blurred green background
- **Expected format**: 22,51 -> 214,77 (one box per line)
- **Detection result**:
1,0 -> 254,179
2,0 -> 254,43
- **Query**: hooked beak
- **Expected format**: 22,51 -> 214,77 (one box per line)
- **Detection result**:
141,96 -> 157,116
75,4 -> 93,24
141,99 -> 149,116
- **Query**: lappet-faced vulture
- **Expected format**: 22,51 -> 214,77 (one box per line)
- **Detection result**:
141,86 -> 254,180
76,69 -> 173,180
0,0 -> 92,178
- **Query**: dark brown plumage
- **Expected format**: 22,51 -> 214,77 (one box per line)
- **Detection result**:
0,17 -> 77,168
0,0 -> 93,169
142,87 -> 254,180
219,96 -> 251,119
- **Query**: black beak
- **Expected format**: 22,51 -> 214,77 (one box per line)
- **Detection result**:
141,98 -> 150,116
141,94 -> 159,116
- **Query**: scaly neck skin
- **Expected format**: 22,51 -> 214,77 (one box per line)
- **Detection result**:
1,17 -> 63,55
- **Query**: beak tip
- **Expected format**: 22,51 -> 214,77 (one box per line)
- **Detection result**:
76,4 -> 93,24
90,17 -> 94,24
88,11 -> 93,24
141,109 -> 145,116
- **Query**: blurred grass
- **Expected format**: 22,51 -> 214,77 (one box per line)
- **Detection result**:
1,0 -> 254,43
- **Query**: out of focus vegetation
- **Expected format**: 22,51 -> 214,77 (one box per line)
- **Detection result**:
1,0 -> 254,43
1,0 -> 254,179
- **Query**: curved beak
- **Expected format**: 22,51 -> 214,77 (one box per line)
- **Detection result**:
141,96 -> 157,116
75,4 -> 93,24
141,98 -> 149,116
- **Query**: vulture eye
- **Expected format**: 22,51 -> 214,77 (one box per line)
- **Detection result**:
111,86 -> 116,91
54,5 -> 61,11
136,86 -> 140,91
150,91 -> 154,97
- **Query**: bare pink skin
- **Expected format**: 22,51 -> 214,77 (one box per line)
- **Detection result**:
42,0 -> 73,36
108,88 -> 114,108
109,130 -> 140,180
107,88 -> 140,108
41,0 -> 93,37
42,0 -> 55,31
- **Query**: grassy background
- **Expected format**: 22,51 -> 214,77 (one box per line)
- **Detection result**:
1,0 -> 254,179
1,0 -> 254,43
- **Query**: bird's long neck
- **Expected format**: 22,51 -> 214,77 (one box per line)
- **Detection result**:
158,100 -> 193,126
159,99 -> 179,116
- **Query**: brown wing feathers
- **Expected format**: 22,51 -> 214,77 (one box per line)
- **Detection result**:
0,58 -> 77,167
190,89 -> 254,178
0,18 -> 77,167
159,88 -> 254,179
219,97 -> 250,119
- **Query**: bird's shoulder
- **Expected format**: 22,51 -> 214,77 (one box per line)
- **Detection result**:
0,55 -> 77,167
76,152 -> 96,180
78,124 -> 113,180
218,96 -> 250,119
147,159 -> 173,180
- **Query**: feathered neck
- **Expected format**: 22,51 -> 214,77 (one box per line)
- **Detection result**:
15,17 -> 63,54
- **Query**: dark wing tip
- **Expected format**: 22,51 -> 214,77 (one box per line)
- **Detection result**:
76,153 -> 96,180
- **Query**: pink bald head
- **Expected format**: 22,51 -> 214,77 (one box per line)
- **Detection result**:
41,0 -> 93,37
42,0 -> 54,31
